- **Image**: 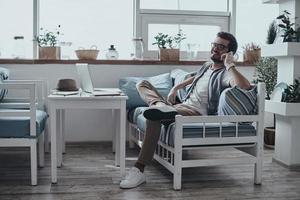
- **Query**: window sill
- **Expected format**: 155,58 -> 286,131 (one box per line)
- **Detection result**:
0,59 -> 255,66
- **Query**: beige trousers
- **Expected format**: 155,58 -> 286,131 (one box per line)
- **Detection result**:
136,80 -> 201,165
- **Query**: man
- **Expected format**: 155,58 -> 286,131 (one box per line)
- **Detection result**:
120,32 -> 251,189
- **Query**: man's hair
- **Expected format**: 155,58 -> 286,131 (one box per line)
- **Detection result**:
217,32 -> 238,54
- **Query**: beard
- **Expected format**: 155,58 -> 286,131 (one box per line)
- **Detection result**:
210,54 -> 223,63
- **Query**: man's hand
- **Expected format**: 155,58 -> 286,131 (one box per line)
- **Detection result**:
221,51 -> 235,71
167,88 -> 177,105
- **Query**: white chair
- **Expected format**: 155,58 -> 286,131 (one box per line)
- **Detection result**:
0,79 -> 48,185
128,83 -> 265,190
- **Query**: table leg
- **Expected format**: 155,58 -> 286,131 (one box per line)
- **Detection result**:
112,109 -> 116,153
62,109 -> 66,154
57,109 -> 62,167
120,101 -> 126,177
115,109 -> 120,166
50,105 -> 57,183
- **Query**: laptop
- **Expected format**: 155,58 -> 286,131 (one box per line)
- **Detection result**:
75,63 -> 121,96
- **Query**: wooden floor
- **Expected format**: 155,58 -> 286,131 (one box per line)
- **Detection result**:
0,142 -> 300,200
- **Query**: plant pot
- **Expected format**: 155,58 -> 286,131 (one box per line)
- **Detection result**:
39,47 -> 61,60
159,48 -> 179,61
264,126 -> 275,148
243,49 -> 261,63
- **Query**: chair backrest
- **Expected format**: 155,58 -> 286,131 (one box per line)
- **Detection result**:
0,80 -> 48,136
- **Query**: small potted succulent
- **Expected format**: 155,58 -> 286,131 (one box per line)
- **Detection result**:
152,29 -> 186,61
242,42 -> 261,64
35,25 -> 61,59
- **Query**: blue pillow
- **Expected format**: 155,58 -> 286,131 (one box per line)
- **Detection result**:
0,67 -> 9,101
119,73 -> 172,110
170,69 -> 196,102
218,85 -> 257,116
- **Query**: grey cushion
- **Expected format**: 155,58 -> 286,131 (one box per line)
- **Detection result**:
170,69 -> 195,102
160,122 -> 256,146
218,85 -> 258,116
119,73 -> 172,110
0,67 -> 9,101
0,110 -> 48,138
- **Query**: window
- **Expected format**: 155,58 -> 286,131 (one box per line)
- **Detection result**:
235,0 -> 279,59
40,0 -> 133,59
0,0 -> 33,59
140,0 -> 228,12
135,0 -> 230,60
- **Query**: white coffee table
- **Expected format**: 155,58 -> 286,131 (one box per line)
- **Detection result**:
48,91 -> 128,183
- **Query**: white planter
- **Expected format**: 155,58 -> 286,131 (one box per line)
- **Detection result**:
262,43 -> 300,57
265,100 -> 300,166
265,100 -> 300,116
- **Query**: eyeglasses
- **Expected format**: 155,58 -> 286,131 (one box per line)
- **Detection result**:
211,42 -> 228,50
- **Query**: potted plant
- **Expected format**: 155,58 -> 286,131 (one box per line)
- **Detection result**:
254,57 -> 277,148
282,78 -> 300,103
243,42 -> 261,64
277,10 -> 300,42
152,29 -> 186,61
36,25 -> 61,59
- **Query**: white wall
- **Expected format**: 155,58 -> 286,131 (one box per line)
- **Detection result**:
1,64 -> 265,142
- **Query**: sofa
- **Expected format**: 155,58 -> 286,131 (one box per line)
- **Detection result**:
119,69 -> 265,190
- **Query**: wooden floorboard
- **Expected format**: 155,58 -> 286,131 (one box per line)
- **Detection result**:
0,142 -> 300,200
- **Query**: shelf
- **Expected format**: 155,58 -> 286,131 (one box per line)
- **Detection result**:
262,43 -> 300,57
0,59 -> 255,66
265,100 -> 300,116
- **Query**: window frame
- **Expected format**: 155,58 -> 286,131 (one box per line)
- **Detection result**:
134,0 -> 236,60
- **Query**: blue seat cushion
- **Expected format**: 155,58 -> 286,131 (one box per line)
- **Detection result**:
0,67 -> 9,101
160,122 -> 256,146
119,73 -> 172,110
0,110 -> 48,138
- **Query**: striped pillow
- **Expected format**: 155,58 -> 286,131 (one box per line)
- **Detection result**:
218,85 -> 257,116
0,67 -> 9,101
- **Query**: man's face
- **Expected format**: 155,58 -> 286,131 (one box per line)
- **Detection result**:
210,37 -> 230,63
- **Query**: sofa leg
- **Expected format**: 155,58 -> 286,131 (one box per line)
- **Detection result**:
173,167 -> 182,190
128,124 -> 135,149
174,148 -> 182,190
38,134 -> 45,167
30,141 -> 37,186
254,158 -> 263,184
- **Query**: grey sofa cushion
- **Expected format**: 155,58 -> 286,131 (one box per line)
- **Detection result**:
0,67 -> 9,101
0,110 -> 48,138
119,73 -> 172,110
160,122 -> 256,147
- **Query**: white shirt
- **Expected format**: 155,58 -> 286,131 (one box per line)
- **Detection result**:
183,68 -> 233,115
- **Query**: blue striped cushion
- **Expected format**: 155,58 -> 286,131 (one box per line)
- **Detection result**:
0,67 -> 9,101
160,122 -> 256,146
218,85 -> 257,115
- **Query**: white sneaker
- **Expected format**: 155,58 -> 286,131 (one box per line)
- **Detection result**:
120,167 -> 146,189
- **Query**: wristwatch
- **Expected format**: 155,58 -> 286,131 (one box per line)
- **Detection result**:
226,63 -> 235,71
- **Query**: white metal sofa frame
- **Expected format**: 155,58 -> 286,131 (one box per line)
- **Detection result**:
0,80 -> 47,185
128,83 -> 265,190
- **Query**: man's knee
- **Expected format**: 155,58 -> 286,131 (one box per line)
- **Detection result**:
136,80 -> 151,90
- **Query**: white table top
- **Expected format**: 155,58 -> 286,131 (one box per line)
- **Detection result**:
48,88 -> 128,100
